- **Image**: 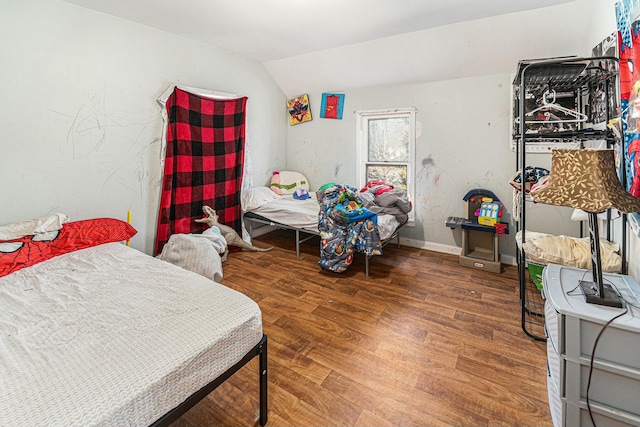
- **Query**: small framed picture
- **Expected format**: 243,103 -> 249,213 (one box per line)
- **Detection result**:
320,93 -> 345,119
287,94 -> 312,125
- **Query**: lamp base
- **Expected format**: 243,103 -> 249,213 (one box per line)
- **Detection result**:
579,281 -> 624,308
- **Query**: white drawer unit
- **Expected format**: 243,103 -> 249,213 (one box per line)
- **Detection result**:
543,264 -> 640,427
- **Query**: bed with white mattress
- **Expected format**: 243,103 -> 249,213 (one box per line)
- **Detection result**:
0,241 -> 267,426
242,186 -> 405,276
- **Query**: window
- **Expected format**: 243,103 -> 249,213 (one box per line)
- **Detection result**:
356,108 -> 415,222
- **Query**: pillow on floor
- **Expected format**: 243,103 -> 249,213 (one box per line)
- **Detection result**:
158,233 -> 224,282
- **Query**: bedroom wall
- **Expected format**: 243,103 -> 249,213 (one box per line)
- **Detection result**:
285,2 -> 600,263
0,0 -> 287,255
584,0 -> 618,51
287,75 -> 583,262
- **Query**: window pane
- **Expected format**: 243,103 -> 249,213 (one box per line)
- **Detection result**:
368,117 -> 409,162
366,165 -> 407,190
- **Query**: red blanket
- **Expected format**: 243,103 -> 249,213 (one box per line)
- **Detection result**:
155,87 -> 247,255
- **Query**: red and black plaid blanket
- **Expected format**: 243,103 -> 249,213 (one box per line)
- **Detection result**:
155,87 -> 247,255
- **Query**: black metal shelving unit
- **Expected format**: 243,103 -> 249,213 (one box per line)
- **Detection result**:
512,56 -> 624,341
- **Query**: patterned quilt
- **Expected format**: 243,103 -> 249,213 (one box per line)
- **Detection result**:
317,184 -> 382,273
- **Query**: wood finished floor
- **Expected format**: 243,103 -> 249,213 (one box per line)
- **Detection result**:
171,229 -> 551,427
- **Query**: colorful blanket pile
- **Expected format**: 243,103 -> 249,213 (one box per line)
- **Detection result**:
359,182 -> 412,224
317,184 -> 382,273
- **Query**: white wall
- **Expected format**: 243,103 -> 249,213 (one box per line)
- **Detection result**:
585,0 -> 618,50
0,0 -> 287,254
285,3 -> 602,261
287,75 -> 584,260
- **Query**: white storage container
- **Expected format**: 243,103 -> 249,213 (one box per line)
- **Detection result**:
543,264 -> 640,427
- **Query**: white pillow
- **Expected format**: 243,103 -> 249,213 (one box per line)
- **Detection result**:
242,186 -> 280,211
0,213 -> 69,240
269,171 -> 309,195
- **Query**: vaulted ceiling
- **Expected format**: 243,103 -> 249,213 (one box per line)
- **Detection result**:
62,0 -> 582,96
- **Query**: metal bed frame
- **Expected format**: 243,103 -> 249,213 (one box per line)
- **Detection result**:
151,334 -> 268,427
244,211 -> 404,277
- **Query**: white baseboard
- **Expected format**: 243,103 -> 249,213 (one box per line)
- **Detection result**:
501,254 -> 516,266
248,230 -> 518,266
399,237 -> 461,255
399,237 -> 517,266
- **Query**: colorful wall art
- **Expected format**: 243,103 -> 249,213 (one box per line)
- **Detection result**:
320,93 -> 345,119
616,0 -> 640,234
287,94 -> 312,125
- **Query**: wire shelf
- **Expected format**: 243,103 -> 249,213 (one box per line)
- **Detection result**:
513,128 -> 613,142
514,57 -> 618,95
522,266 -> 547,341
513,55 -> 620,342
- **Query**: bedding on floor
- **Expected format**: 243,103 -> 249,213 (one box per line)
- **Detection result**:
157,228 -> 227,282
0,241 -> 265,426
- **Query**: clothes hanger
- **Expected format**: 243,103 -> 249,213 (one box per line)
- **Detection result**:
520,90 -> 588,124
515,90 -> 588,124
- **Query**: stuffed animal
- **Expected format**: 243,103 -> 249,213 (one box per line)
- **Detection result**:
195,206 -> 272,259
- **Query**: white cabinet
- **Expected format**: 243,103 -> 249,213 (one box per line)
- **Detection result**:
543,264 -> 640,427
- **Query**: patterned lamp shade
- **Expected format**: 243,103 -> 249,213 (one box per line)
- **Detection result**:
530,149 -> 640,213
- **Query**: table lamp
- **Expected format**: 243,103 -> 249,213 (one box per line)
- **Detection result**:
530,149 -> 640,307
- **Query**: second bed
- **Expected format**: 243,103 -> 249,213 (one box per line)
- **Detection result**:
242,186 -> 405,276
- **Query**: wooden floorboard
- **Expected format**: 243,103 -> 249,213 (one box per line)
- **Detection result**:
170,229 -> 551,427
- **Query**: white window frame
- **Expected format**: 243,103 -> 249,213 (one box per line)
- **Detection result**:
356,108 -> 415,225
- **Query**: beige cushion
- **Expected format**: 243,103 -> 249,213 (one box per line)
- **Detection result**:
515,230 -> 621,273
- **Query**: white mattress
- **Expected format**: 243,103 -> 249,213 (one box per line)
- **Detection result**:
243,186 -> 400,240
0,243 -> 262,427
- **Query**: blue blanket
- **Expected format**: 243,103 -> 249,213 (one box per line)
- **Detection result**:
317,184 -> 382,273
